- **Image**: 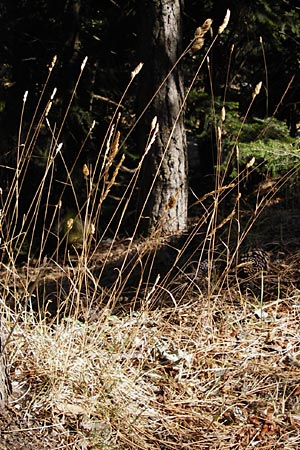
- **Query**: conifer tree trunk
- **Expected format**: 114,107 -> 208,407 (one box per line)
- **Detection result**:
137,0 -> 188,234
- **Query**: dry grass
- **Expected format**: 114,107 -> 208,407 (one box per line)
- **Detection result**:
1,14 -> 300,449
2,274 -> 300,449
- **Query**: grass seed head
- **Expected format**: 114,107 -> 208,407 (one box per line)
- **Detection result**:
151,116 -> 158,132
82,164 -> 90,178
49,55 -> 57,72
131,62 -> 144,79
67,218 -> 74,231
89,223 -> 95,235
252,81 -> 263,99
81,56 -> 88,71
111,131 -> 121,159
221,106 -> 226,122
218,9 -> 230,34
192,19 -> 212,52
246,157 -> 255,169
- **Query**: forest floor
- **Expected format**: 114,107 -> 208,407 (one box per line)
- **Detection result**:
1,201 -> 300,449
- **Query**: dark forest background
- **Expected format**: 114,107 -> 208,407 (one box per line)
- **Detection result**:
0,0 -> 300,253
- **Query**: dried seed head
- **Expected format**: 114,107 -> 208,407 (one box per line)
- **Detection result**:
191,37 -> 204,53
89,223 -> 95,235
101,154 -> 125,202
45,101 -> 52,117
46,88 -> 57,117
221,106 -> 226,122
193,19 -> 212,42
151,116 -> 158,132
145,121 -> 159,155
209,208 -> 236,236
83,164 -> 89,177
191,18 -> 212,53
103,129 -> 120,182
252,81 -> 262,99
81,56 -> 88,71
67,218 -> 74,230
131,62 -> 144,79
111,131 -> 120,158
218,9 -> 230,34
49,55 -> 57,72
246,157 -> 255,168
197,18 -> 212,36
50,87 -> 57,101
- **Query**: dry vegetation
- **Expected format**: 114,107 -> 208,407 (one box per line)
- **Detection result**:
1,22 -> 300,450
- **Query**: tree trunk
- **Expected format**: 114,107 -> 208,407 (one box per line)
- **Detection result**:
0,336 -> 11,408
137,0 -> 188,234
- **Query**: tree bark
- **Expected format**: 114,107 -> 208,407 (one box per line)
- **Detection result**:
137,0 -> 188,234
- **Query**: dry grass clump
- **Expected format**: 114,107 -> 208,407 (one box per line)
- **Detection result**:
3,284 -> 300,449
